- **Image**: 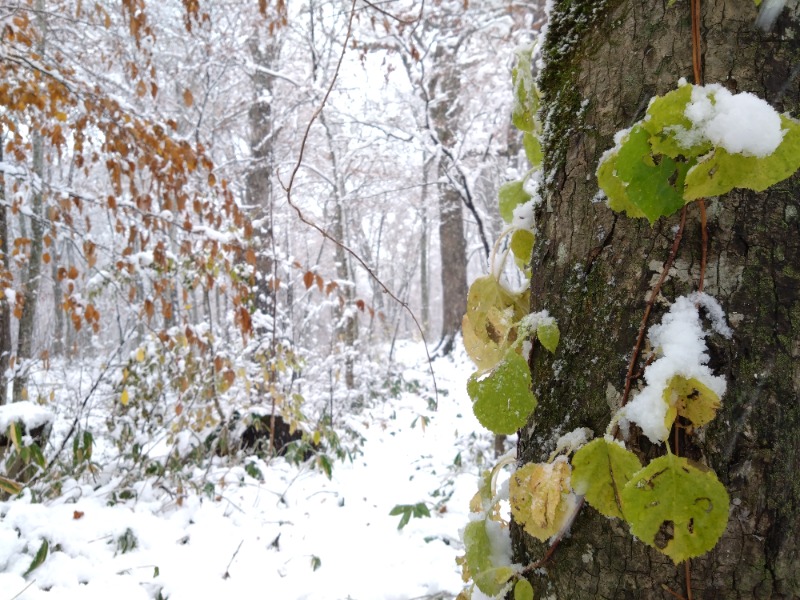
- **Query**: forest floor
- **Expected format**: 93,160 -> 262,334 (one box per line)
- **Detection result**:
0,342 -> 502,600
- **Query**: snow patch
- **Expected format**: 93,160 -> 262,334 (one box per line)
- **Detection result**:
621,294 -> 728,443
0,401 -> 54,432
685,84 -> 784,157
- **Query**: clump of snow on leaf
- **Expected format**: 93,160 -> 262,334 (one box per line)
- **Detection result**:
622,293 -> 729,443
552,427 -> 593,458
484,519 -> 514,568
512,197 -> 538,232
684,84 -> 784,157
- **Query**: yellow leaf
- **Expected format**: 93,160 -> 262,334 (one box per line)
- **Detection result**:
510,460 -> 576,541
664,375 -> 721,429
120,388 -> 129,406
135,348 -> 145,362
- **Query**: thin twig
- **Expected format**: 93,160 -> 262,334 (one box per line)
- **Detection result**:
698,200 -> 707,293
692,0 -> 708,297
662,584 -> 688,600
9,579 -> 37,600
691,0 -> 703,85
685,560 -> 694,600
278,0 -> 438,402
522,497 -> 585,573
223,539 -> 245,579
687,3 -> 703,596
620,207 -> 687,408
360,0 -> 424,25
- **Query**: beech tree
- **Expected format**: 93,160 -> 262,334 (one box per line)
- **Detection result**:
509,0 -> 800,597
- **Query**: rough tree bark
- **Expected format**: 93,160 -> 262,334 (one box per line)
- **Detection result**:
512,1 -> 800,598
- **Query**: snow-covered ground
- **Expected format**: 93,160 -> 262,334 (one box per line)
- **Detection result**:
1,343 -> 499,599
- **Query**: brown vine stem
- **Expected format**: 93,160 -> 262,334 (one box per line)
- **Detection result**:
685,0 -> 703,595
277,0 -> 439,401
692,0 -> 708,296
698,199 -> 707,293
662,584 -> 688,600
619,207 -> 688,409
522,497 -> 586,573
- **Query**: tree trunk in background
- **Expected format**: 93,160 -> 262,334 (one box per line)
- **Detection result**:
420,162 -> 431,336
324,115 -> 358,390
247,33 -> 278,333
512,1 -> 800,597
430,44 -> 467,356
0,128 -> 11,405
13,129 -> 45,403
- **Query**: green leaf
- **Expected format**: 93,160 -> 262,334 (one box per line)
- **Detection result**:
412,502 -> 431,518
510,229 -> 535,269
24,539 -> 49,577
622,453 -> 730,563
462,276 -> 529,371
28,443 -> 45,468
467,350 -> 537,435
311,555 -> 322,571
463,520 -> 516,596
664,375 -> 721,429
514,579 -> 535,600
614,124 -> 689,223
9,421 -> 22,451
641,84 -> 711,159
523,132 -> 543,167
684,115 -> 800,200
390,503 -> 430,530
511,46 -> 538,133
597,146 -> 646,219
536,320 -> 560,354
474,567 -> 517,597
316,454 -> 333,479
498,181 -> 531,224
571,438 -> 642,519
470,470 -> 495,513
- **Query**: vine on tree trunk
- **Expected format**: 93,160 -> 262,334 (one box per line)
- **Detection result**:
455,4 -> 800,597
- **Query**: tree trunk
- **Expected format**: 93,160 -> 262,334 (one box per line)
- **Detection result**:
246,32 -> 278,333
430,44 -> 468,356
13,129 -> 45,403
0,127 -> 11,404
512,1 -> 800,598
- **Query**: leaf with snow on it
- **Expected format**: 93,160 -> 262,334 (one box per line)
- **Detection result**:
536,320 -> 560,354
684,115 -> 800,200
665,375 -> 721,429
510,460 -> 576,541
462,520 -> 516,597
498,180 -> 531,224
462,276 -> 529,371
